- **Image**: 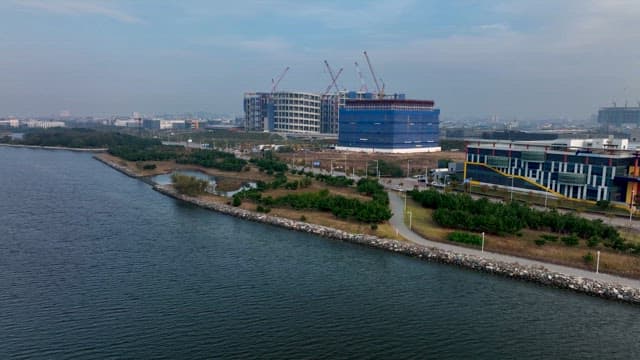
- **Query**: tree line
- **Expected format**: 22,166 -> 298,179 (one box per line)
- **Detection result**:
233,177 -> 392,224
409,189 -> 634,252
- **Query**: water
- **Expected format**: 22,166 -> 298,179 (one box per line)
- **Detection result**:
1,147 -> 639,359
151,170 -> 256,196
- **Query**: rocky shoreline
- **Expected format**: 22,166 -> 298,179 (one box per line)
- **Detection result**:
153,184 -> 640,305
94,155 -> 640,304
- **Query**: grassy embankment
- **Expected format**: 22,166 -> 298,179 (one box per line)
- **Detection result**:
404,198 -> 640,278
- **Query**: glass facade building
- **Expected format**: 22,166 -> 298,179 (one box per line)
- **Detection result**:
465,140 -> 640,203
337,99 -> 440,153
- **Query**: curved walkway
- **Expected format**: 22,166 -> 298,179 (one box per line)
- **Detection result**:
388,191 -> 640,289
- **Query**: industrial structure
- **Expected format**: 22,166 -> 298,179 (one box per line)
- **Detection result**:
598,106 -> 640,128
464,138 -> 640,204
243,52 -> 441,153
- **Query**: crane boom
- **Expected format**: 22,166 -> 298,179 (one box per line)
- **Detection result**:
354,61 -> 368,92
271,66 -> 289,93
363,51 -> 383,98
323,68 -> 343,95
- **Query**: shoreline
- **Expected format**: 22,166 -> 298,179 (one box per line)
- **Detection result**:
0,143 -> 107,152
95,155 -> 640,304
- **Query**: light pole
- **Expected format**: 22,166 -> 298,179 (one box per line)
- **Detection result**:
407,159 -> 411,178
510,174 -> 515,202
376,159 -> 380,180
596,250 -> 601,273
630,190 -> 636,225
481,232 -> 485,252
408,211 -> 412,230
544,188 -> 549,210
330,159 -> 333,176
404,191 -> 407,212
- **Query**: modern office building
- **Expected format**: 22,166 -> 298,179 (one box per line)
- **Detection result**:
337,95 -> 440,153
465,138 -> 640,204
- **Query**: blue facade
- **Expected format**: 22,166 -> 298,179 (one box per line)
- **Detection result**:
466,145 -> 638,202
338,99 -> 440,150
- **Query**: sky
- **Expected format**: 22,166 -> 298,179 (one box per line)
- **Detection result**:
1,0 -> 640,120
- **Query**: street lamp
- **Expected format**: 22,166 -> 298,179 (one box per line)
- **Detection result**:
407,211 -> 412,230
510,173 -> 515,202
404,191 -> 407,212
376,159 -> 380,180
630,190 -> 636,225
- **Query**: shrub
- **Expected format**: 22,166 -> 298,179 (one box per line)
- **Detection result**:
370,223 -> 378,230
587,236 -> 601,248
171,174 -> 208,196
583,252 -> 594,264
561,234 -> 579,246
142,163 -> 157,170
447,231 -> 483,246
534,238 -> 546,246
232,196 -> 241,207
300,215 -> 307,221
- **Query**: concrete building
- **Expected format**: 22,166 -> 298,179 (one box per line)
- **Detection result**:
24,120 -> 65,128
336,97 -> 440,153
243,91 -> 321,134
465,138 -> 640,204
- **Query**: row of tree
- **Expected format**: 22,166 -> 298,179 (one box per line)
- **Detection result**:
233,177 -> 392,224
5,128 -> 160,149
409,189 -> 630,251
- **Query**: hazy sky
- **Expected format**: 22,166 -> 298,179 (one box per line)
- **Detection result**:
1,0 -> 640,120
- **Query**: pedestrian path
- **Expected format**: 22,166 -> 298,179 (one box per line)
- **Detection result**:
387,192 -> 640,289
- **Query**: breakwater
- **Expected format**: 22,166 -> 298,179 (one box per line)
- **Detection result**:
154,184 -> 640,305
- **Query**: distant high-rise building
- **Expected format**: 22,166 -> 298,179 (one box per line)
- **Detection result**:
598,106 -> 640,127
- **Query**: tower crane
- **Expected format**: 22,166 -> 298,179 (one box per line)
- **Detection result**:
323,68 -> 343,96
363,50 -> 384,98
354,61 -> 368,92
323,60 -> 343,94
271,66 -> 290,93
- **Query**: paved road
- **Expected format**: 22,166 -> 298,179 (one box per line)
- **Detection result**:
387,191 -> 640,288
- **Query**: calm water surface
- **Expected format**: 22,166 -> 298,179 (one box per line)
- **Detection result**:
1,147 -> 639,359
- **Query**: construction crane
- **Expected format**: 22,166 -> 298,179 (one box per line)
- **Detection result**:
354,61 -> 368,92
323,60 -> 343,94
323,68 -> 343,96
363,50 -> 384,98
271,66 -> 289,93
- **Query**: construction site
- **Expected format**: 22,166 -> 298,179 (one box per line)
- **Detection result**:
243,51 -> 441,153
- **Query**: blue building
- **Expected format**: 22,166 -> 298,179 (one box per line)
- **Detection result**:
337,96 -> 440,153
465,139 -> 640,203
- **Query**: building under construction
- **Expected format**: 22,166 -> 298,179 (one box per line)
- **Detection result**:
243,52 -> 441,152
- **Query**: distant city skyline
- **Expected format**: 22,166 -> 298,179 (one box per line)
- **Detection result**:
1,0 -> 640,120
